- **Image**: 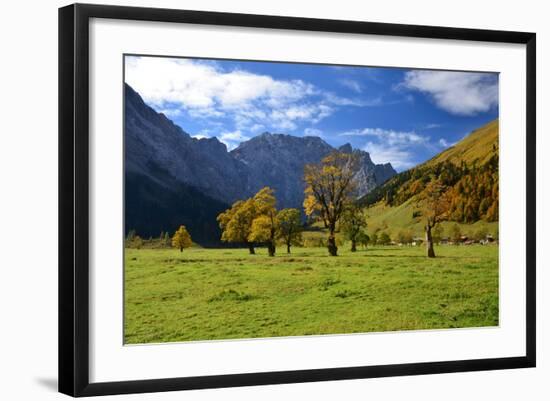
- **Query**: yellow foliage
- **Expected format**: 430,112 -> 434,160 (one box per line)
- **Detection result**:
421,180 -> 451,228
253,187 -> 276,215
217,187 -> 277,250
276,208 -> 302,237
171,225 -> 192,251
303,193 -> 320,219
303,152 -> 357,230
248,215 -> 273,243
248,187 -> 278,248
217,198 -> 256,243
303,152 -> 358,255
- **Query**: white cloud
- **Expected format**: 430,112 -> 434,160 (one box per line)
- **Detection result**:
188,108 -> 225,119
218,130 -> 250,150
324,93 -> 381,107
423,123 -> 442,129
362,142 -> 416,170
220,131 -> 249,141
159,108 -> 182,118
126,56 -> 313,109
192,129 -> 212,140
340,127 -> 434,170
438,138 -> 456,148
339,127 -> 428,146
272,120 -> 297,131
304,128 -> 323,137
339,79 -> 363,93
401,70 -> 498,115
249,123 -> 265,133
125,56 -> 374,135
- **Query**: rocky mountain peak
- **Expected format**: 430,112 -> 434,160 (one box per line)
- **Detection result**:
125,83 -> 397,210
338,143 -> 353,153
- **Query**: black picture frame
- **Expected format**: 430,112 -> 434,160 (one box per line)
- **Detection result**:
59,3 -> 536,397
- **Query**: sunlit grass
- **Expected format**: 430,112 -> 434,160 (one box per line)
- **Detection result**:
124,244 -> 498,344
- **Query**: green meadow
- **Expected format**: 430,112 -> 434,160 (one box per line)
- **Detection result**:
124,244 -> 498,344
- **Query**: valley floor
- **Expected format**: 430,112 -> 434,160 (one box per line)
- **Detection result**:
124,245 -> 498,344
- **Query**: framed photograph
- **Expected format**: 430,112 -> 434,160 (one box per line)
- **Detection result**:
59,3 -> 536,397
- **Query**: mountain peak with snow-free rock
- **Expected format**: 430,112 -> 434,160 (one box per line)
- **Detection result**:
124,83 -> 397,239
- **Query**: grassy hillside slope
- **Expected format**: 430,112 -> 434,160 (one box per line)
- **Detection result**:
425,119 -> 499,167
359,119 -> 499,240
365,200 -> 498,240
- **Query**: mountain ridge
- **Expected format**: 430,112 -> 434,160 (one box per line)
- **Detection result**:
424,119 -> 499,167
125,83 -> 397,210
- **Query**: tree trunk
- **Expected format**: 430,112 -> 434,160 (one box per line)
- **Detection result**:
351,239 -> 357,252
425,224 -> 436,258
286,242 -> 291,254
179,247 -> 183,252
328,227 -> 338,256
267,241 -> 276,257
247,243 -> 255,255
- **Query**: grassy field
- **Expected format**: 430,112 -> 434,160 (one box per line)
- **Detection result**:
124,245 -> 498,344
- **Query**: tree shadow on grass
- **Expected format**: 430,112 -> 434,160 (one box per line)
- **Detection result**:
363,247 -> 406,251
364,254 -> 469,259
364,254 -> 431,258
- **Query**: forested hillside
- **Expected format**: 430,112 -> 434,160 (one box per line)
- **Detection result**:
360,120 -> 499,234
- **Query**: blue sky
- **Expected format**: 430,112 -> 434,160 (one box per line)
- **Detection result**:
125,55 -> 499,171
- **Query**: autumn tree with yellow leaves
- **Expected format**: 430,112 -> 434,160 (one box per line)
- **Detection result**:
420,179 -> 451,258
217,198 -> 257,254
217,187 -> 281,256
303,152 -> 358,256
248,187 -> 278,256
171,225 -> 193,252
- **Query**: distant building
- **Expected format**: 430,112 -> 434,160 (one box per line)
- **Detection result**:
480,234 -> 496,245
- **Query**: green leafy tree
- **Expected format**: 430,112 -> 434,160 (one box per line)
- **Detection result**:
433,225 -> 444,244
378,232 -> 391,245
276,208 -> 303,254
397,230 -> 413,245
356,232 -> 370,249
474,227 -> 489,242
451,223 -> 462,245
340,205 -> 367,252
370,232 -> 378,246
